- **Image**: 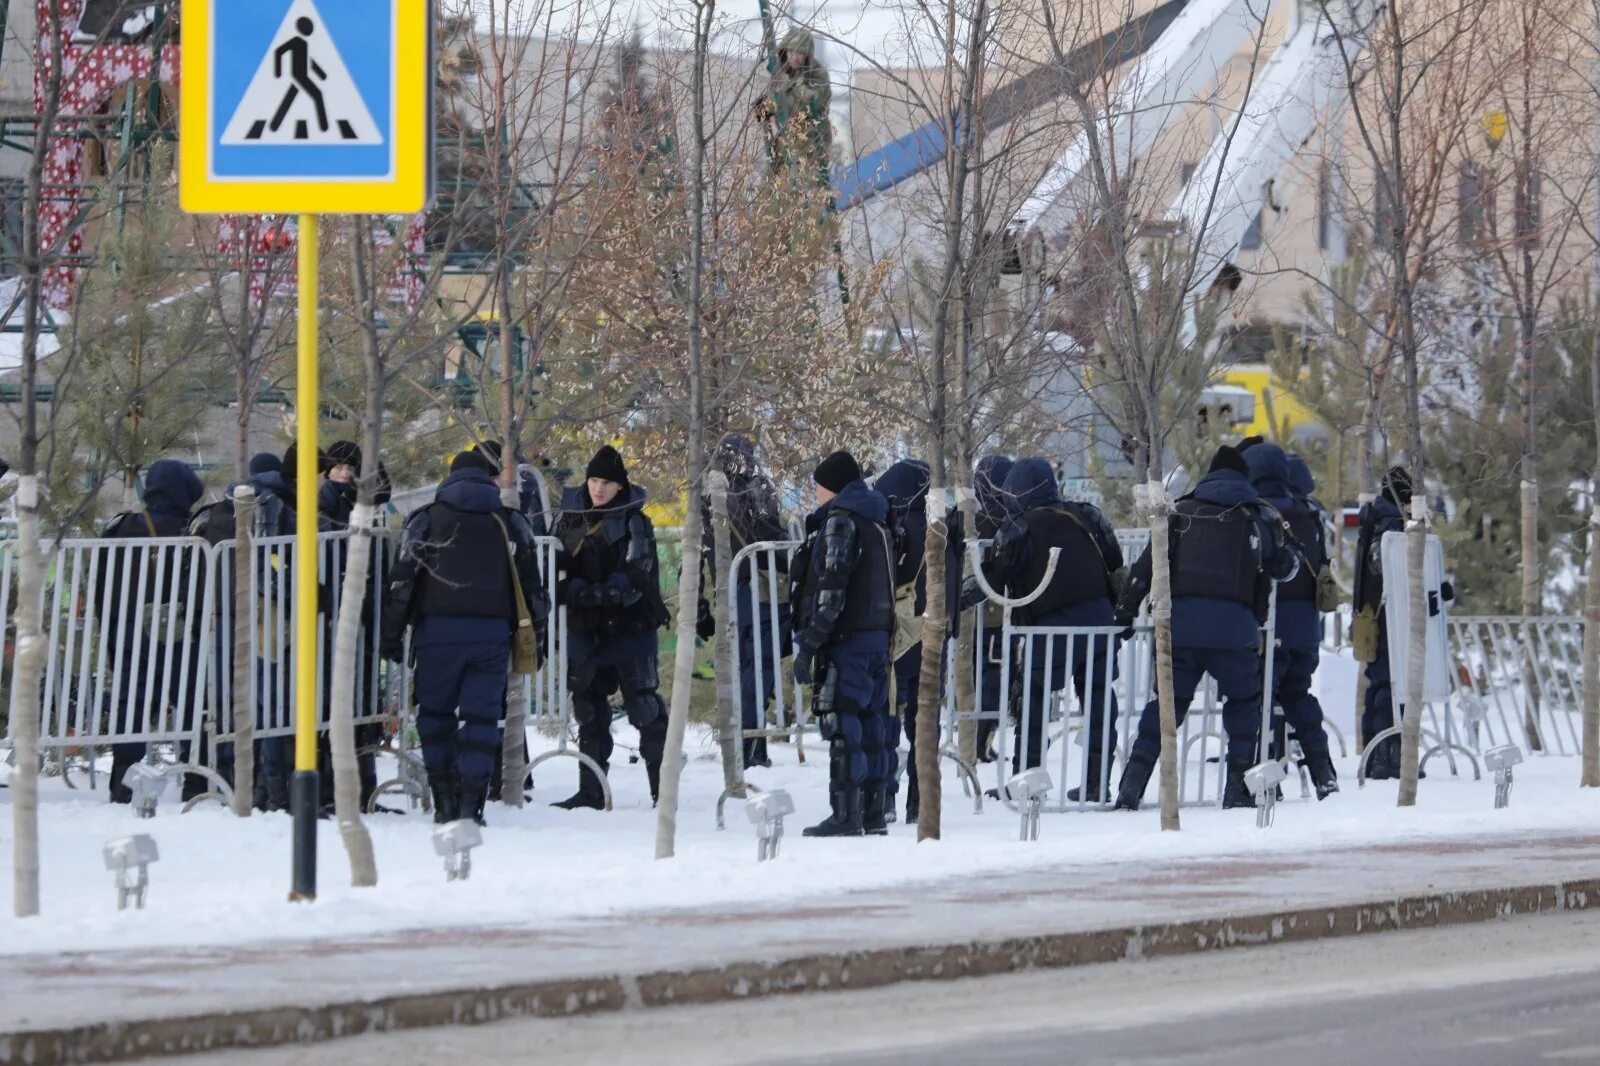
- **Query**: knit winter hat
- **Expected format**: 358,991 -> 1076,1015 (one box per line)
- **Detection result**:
450,448 -> 497,475
282,443 -> 329,477
585,445 -> 629,486
326,440 -> 363,471
1207,445 -> 1250,477
248,453 -> 283,477
813,450 -> 862,493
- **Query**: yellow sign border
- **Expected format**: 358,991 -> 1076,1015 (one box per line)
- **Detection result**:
180,0 -> 431,215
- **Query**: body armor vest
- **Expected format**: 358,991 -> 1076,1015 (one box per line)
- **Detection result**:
416,505 -> 515,619
1170,499 -> 1262,609
838,514 -> 895,636
1017,509 -> 1110,622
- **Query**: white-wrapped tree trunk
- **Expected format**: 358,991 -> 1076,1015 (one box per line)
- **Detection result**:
1584,500 -> 1600,788
915,489 -> 951,841
327,503 -> 378,887
11,476 -> 45,917
1138,482 -> 1181,832
709,471 -> 743,794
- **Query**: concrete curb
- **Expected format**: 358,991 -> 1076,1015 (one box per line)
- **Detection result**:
6,875 -> 1599,1064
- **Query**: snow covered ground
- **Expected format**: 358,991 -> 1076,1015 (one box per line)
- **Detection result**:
2,649 -> 1596,959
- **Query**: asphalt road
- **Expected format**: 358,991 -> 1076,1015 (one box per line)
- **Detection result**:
195,910 -> 1600,1066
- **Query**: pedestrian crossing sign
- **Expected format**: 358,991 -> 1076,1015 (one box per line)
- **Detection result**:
180,0 -> 432,214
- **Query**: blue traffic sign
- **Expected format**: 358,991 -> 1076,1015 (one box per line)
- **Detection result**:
181,0 -> 431,214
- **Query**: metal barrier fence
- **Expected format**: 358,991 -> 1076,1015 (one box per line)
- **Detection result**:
1449,616 -> 1584,758
726,540 -> 805,769
1,530 -> 574,802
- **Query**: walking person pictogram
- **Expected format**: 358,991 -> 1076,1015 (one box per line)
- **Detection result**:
269,17 -> 329,138
223,0 -> 384,148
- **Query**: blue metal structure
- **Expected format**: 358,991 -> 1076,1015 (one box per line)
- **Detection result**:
829,0 -> 1191,213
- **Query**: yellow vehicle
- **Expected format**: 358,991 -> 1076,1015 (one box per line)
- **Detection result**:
1220,363 -> 1323,443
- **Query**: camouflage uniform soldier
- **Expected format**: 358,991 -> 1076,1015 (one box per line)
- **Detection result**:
756,27 -> 833,186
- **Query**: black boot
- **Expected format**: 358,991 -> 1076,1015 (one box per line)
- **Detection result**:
1366,738 -> 1398,780
264,774 -> 290,813
1304,747 -> 1340,800
803,783 -> 864,837
553,760 -> 608,810
861,787 -> 889,835
1067,755 -> 1115,804
429,771 -> 460,825
108,749 -> 139,805
457,776 -> 489,827
1223,763 -> 1254,809
905,771 -> 920,824
646,760 -> 662,808
1115,756 -> 1154,811
743,737 -> 772,769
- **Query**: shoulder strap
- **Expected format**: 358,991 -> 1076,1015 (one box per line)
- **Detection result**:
1048,507 -> 1108,571
491,513 -> 531,620
140,511 -> 158,538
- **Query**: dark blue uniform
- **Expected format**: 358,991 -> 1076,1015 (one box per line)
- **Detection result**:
1115,452 -> 1297,809
1248,446 -> 1338,798
1355,469 -> 1411,779
699,437 -> 791,769
100,460 -> 206,803
553,483 -> 671,809
971,456 -> 1014,763
381,464 -> 546,825
187,457 -> 299,811
981,458 -> 1122,798
792,479 -> 895,836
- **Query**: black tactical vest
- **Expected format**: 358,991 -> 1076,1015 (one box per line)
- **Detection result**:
1017,509 -> 1111,622
416,505 -> 515,619
1281,503 -> 1324,602
838,513 -> 895,636
1170,499 -> 1262,608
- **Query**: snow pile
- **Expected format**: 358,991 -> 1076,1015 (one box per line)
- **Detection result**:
1,648 -> 1594,958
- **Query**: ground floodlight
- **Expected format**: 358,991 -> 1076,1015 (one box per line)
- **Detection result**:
745,789 -> 796,862
1483,745 -> 1523,809
1007,767 -> 1052,842
432,820 -> 483,882
1245,761 -> 1292,829
123,762 -> 170,820
103,834 -> 159,911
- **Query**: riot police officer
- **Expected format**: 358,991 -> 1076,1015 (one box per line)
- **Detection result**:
970,455 -> 1014,764
1354,466 -> 1411,780
552,446 -> 671,809
698,436 -> 790,770
1114,446 -> 1297,810
380,450 -> 546,826
792,451 -> 895,837
99,459 -> 206,803
980,458 -> 1123,801
1247,443 -> 1338,799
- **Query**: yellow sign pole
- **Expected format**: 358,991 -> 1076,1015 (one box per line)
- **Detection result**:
290,212 -> 320,903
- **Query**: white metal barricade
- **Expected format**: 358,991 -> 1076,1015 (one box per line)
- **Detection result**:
1449,616 -> 1584,758
1,537 -> 216,754
726,540 -> 804,760
519,535 -> 600,804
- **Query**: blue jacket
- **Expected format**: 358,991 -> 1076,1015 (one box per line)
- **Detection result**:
991,457 -> 1119,627
1248,445 -> 1320,649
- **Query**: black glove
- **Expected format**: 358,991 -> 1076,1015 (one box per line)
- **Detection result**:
1440,580 -> 1455,603
794,645 -> 816,686
380,638 -> 405,664
696,598 -> 715,641
1114,615 -> 1135,641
